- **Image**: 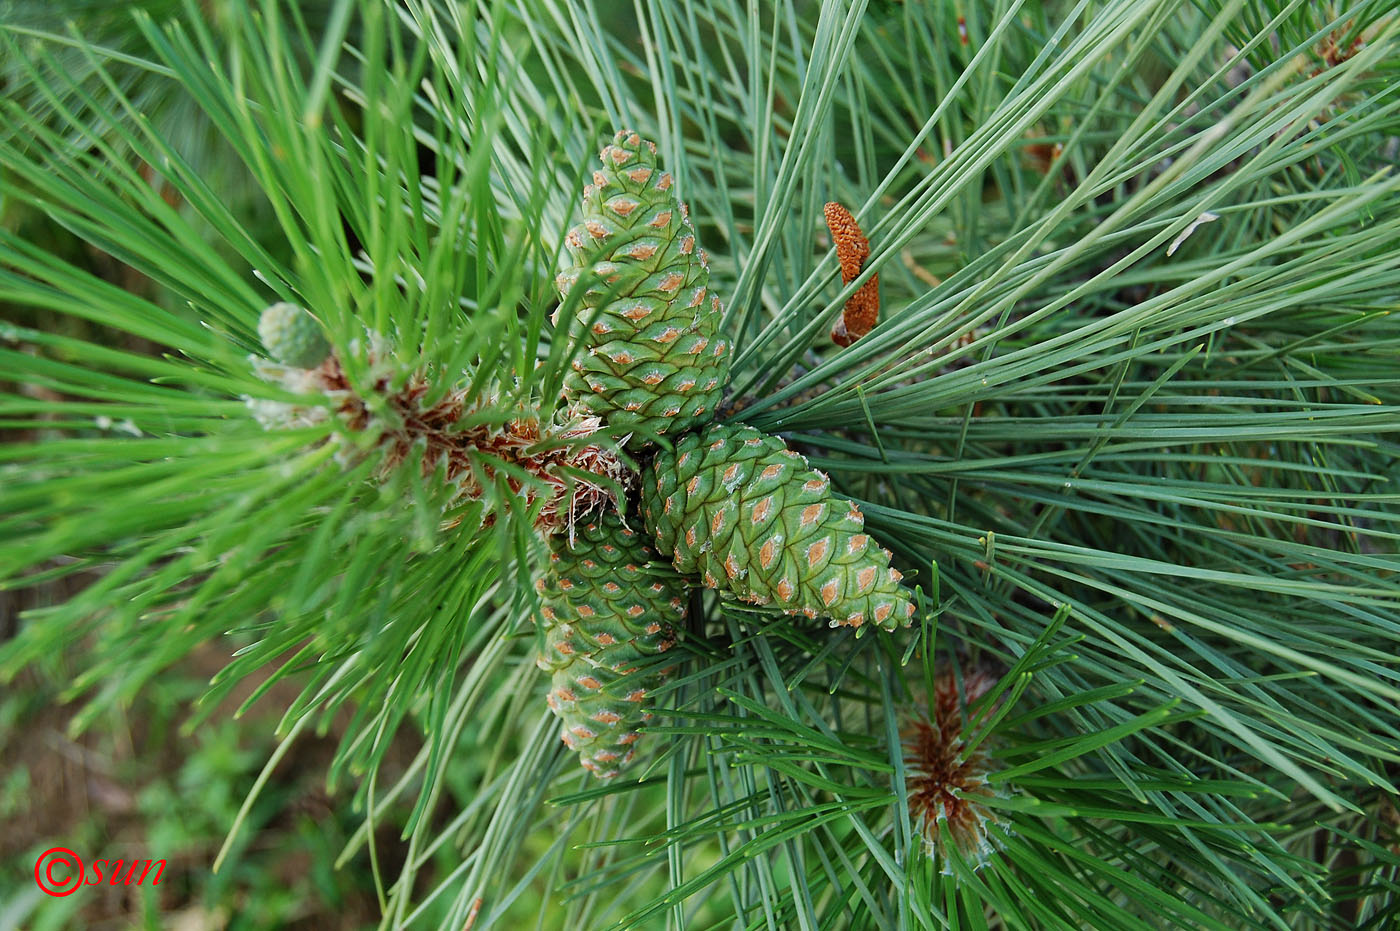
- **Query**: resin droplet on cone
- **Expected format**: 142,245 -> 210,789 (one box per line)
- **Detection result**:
536,513 -> 685,777
641,422 -> 914,630
554,130 -> 730,447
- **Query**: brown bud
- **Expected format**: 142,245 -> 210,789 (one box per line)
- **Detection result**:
823,202 -> 879,345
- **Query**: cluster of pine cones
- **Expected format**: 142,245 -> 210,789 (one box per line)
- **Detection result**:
541,131 -> 914,776
254,130 -> 917,779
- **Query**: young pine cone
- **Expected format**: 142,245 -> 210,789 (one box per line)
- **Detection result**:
641,423 -> 915,631
554,130 -> 730,448
536,513 -> 686,777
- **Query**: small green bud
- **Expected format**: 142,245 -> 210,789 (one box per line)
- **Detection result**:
258,302 -> 330,368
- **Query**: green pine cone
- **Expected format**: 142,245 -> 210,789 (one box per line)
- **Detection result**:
536,513 -> 686,778
553,130 -> 730,447
257,302 -> 330,368
641,423 -> 916,631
